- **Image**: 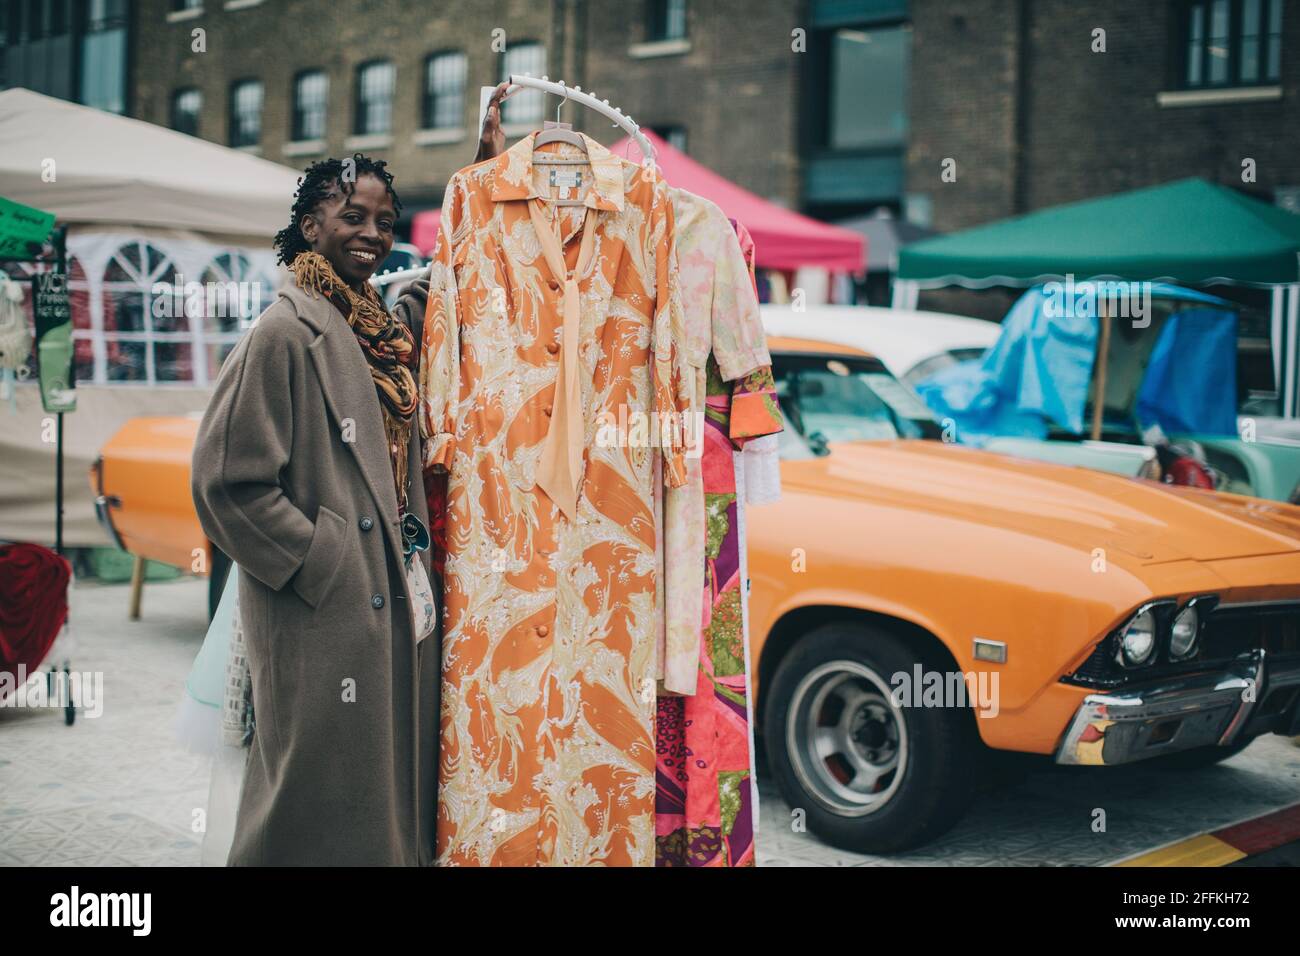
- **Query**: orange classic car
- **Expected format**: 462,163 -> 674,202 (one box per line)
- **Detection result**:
92,335 -> 1300,854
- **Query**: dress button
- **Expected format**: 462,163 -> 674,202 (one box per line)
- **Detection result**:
547,279 -> 560,292
546,341 -> 560,354
359,516 -> 374,531
536,625 -> 549,637
371,594 -> 385,609
544,406 -> 553,417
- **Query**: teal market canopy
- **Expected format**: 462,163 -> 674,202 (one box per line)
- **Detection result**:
898,178 -> 1300,287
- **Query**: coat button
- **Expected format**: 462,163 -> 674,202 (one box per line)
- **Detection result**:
371,594 -> 385,609
359,516 -> 374,531
536,624 -> 549,637
546,341 -> 560,354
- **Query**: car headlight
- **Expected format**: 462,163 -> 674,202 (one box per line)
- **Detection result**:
1169,604 -> 1199,660
1116,608 -> 1157,667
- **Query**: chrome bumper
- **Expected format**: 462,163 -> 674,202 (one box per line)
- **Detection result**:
1055,649 -> 1300,766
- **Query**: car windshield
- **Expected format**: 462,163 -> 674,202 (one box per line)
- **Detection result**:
902,347 -> 988,389
772,353 -> 944,456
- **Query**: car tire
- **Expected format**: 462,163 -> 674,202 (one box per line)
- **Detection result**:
763,622 -> 981,854
208,545 -> 232,623
1147,733 -> 1258,770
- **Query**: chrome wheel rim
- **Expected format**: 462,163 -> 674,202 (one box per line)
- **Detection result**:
786,660 -> 908,817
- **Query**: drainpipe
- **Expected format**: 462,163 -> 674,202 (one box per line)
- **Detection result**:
1011,0 -> 1032,215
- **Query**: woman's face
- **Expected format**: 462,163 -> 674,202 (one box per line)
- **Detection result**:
300,173 -> 396,288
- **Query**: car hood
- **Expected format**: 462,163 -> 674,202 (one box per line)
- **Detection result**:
784,441 -> 1300,565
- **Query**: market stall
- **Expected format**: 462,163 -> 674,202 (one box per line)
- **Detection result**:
0,88 -> 301,548
895,178 -> 1300,419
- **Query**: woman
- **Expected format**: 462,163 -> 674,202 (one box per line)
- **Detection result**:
189,151 -> 439,868
190,153 -> 438,866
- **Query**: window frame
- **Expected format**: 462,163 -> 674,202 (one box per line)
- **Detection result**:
1176,0 -> 1283,90
421,49 -> 466,131
170,87 -> 202,136
354,58 -> 395,136
291,68 -> 328,142
499,41 -> 546,126
228,78 -> 263,148
647,0 -> 688,42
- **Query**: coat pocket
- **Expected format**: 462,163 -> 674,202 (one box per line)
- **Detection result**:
289,504 -> 348,609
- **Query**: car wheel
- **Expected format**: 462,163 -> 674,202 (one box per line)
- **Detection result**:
208,545 -> 232,623
763,622 -> 980,854
1148,733 -> 1258,770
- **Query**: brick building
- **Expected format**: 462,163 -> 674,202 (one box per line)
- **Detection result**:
907,0 -> 1300,233
6,1 -> 1299,243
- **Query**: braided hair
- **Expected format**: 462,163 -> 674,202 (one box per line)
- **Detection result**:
273,153 -> 403,266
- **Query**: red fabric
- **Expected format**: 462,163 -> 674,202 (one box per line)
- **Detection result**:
411,130 -> 866,273
611,129 -> 864,273
410,211 -> 442,258
423,469 -> 448,579
0,543 -> 70,680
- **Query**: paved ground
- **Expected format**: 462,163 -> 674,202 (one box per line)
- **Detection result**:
2,575 -> 1298,866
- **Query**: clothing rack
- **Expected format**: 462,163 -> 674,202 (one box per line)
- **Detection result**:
371,265 -> 426,290
507,74 -> 657,169
370,79 -> 653,292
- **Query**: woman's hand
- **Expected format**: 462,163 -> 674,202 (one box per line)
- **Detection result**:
474,82 -> 515,163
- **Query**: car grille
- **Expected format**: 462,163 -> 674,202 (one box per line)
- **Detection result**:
1065,601 -> 1300,689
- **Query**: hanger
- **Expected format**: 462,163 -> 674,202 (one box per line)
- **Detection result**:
531,87 -> 589,207
507,74 -> 656,171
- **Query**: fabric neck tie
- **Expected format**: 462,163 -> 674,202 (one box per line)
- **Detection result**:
528,197 -> 597,519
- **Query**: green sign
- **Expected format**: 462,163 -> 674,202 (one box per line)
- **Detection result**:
0,195 -> 55,261
33,272 -> 76,413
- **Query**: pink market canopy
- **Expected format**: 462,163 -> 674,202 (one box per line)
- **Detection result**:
411,129 -> 865,273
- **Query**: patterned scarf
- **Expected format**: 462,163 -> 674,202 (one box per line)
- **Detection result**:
289,251 -> 418,512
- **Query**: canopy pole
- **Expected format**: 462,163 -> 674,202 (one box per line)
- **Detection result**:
890,279 -> 919,310
1090,300 -> 1111,441
1286,284 -> 1300,419
1271,285 -> 1284,408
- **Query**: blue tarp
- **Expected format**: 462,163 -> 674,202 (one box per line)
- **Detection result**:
915,283 -> 1238,443
1136,307 -> 1238,435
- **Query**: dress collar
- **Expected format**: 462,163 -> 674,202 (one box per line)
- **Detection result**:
488,130 -> 625,213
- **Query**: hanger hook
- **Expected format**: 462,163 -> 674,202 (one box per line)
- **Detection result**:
554,86 -> 569,124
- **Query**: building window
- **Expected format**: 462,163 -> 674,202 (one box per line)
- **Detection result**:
100,241 -> 182,383
355,60 -> 395,135
648,0 -> 687,42
229,79 -> 263,147
292,69 -> 328,141
1180,0 -> 1282,89
500,42 -> 545,125
422,50 -> 466,130
79,0 -> 129,114
650,124 -> 687,153
171,88 -> 202,136
199,252 -> 272,380
828,24 -> 910,150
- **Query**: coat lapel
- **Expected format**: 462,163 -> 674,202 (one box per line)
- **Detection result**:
280,284 -> 405,559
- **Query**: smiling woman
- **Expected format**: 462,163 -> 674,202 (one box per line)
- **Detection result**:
189,152 -> 442,865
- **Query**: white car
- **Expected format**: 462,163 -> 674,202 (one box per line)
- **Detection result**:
761,303 -> 1159,478
759,304 -> 1000,387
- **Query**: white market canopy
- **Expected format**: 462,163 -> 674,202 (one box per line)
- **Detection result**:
0,88 -> 301,239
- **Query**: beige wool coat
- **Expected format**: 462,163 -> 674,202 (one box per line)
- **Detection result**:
191,279 -> 440,866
